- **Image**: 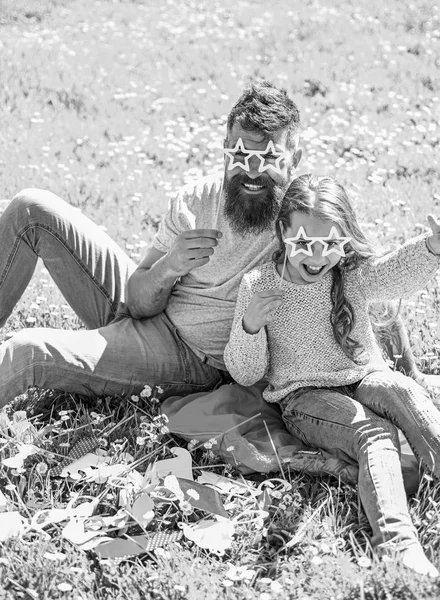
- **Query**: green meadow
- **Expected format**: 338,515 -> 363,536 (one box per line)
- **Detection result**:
0,0 -> 439,598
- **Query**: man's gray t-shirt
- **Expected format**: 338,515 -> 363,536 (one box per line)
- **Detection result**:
153,172 -> 278,370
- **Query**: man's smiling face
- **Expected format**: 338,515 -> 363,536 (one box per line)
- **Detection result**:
222,123 -> 300,236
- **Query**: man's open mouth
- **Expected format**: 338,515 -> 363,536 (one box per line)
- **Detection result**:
242,183 -> 264,192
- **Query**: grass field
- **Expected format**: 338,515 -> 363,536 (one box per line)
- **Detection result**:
0,0 -> 440,598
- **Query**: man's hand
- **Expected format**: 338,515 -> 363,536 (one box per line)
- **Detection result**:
243,289 -> 285,334
165,229 -> 222,277
427,214 -> 440,255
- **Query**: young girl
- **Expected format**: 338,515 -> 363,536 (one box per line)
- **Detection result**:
224,173 -> 440,577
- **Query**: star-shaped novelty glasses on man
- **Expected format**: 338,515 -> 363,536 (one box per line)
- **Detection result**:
284,226 -> 352,258
223,138 -> 287,175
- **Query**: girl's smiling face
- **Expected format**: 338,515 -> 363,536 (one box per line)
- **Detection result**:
281,212 -> 347,284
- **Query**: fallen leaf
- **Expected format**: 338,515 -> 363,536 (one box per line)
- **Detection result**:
2,444 -> 42,469
32,508 -> 73,529
162,474 -> 184,502
130,492 -> 155,527
10,411 -> 38,443
43,552 -> 67,561
50,436 -> 99,477
0,511 -> 29,541
196,472 -> 260,497
180,519 -> 235,554
0,489 -> 9,512
0,409 -> 11,435
177,478 -> 228,518
155,447 -> 193,480
94,530 -> 183,559
62,517 -> 103,546
60,453 -> 107,480
84,462 -> 133,484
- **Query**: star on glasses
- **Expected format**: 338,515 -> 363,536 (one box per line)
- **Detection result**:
223,138 -> 287,175
284,226 -> 352,257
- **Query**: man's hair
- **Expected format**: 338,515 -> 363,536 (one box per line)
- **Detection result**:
227,79 -> 301,150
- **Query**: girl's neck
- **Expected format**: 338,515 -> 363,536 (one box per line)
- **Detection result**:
276,260 -> 308,285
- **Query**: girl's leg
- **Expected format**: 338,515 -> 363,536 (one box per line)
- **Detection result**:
281,387 -> 437,576
356,370 -> 440,477
0,188 -> 136,329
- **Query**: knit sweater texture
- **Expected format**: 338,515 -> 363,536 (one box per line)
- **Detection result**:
224,234 -> 440,403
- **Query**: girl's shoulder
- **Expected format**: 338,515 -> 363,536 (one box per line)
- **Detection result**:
243,261 -> 275,286
345,257 -> 372,279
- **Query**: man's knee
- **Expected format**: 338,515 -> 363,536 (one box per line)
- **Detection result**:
12,188 -> 48,208
10,188 -> 65,220
4,329 -> 49,367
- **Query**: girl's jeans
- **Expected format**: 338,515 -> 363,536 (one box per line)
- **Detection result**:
0,189 -> 221,407
281,370 -> 440,554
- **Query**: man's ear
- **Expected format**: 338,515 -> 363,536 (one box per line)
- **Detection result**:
292,147 -> 302,169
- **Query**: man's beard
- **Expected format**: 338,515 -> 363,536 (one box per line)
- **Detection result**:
223,173 -> 287,236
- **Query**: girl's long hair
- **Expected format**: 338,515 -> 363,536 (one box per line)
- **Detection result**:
274,174 -> 381,364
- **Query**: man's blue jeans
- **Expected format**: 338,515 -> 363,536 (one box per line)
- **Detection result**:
281,370 -> 440,554
0,189 -> 221,407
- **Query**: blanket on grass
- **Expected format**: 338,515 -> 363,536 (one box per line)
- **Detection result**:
161,381 -> 421,495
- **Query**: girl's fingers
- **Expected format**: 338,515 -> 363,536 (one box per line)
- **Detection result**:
427,214 -> 440,231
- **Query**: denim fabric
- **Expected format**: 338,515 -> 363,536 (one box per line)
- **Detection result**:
281,369 -> 440,554
0,189 -> 221,407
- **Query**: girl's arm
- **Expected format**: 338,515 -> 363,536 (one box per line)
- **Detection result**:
357,223 -> 440,301
224,276 -> 270,386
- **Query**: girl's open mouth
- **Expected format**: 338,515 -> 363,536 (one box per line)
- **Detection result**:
303,264 -> 325,275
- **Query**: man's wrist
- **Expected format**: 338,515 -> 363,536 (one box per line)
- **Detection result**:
161,254 -> 184,281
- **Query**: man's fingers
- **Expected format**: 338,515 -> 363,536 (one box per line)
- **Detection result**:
185,237 -> 220,250
187,247 -> 215,261
189,256 -> 211,268
183,229 -> 222,240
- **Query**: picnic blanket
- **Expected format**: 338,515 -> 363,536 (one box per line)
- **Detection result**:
161,380 -> 421,495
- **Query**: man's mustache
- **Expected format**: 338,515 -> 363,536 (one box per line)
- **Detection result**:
230,173 -> 274,189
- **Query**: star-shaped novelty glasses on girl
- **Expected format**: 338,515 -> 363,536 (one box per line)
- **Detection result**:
284,226 -> 352,258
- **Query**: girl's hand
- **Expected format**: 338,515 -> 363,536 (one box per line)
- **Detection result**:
242,289 -> 285,334
427,214 -> 440,255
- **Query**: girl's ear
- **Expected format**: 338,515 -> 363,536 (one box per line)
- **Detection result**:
279,220 -> 286,240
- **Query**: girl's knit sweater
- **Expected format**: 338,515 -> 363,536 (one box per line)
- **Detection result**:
224,234 -> 440,403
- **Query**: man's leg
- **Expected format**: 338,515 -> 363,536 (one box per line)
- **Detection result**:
0,188 -> 135,329
374,313 -> 440,393
0,312 -> 222,408
0,189 -> 221,404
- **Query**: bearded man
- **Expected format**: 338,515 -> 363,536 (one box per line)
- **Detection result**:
0,80 -> 432,406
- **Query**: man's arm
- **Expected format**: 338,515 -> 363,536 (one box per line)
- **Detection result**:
126,229 -> 222,319
126,246 -> 177,319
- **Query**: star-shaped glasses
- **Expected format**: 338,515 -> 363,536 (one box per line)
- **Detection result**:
223,138 -> 287,175
284,226 -> 352,257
